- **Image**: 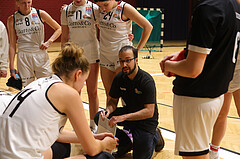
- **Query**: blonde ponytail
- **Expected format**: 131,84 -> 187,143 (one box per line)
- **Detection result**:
52,42 -> 89,77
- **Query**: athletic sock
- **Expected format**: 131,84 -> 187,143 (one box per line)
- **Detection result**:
209,143 -> 220,159
210,143 -> 220,152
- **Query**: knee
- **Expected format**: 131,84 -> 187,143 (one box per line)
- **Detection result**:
51,142 -> 71,159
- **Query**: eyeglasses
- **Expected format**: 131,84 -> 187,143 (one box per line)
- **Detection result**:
118,58 -> 135,64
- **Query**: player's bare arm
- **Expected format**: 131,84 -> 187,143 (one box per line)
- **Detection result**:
48,83 -> 117,156
122,3 -> 152,51
7,15 -> 18,78
61,25 -> 69,49
39,10 -> 62,50
164,50 -> 207,78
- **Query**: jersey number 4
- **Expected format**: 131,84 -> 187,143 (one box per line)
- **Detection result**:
3,88 -> 36,117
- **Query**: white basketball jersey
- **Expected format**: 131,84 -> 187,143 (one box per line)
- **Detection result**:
61,1 -> 99,60
0,91 -> 15,115
0,74 -> 67,159
14,8 -> 46,54
99,1 -> 132,56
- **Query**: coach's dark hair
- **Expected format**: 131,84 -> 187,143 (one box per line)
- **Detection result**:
52,42 -> 89,78
119,45 -> 138,58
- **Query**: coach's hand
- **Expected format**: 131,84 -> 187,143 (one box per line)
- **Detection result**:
109,115 -> 126,128
100,109 -> 110,121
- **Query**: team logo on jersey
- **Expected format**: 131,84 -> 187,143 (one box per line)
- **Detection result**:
116,6 -> 122,14
67,10 -> 75,17
99,21 -> 116,30
86,7 -> 92,15
113,14 -> 120,20
17,26 -> 41,35
114,6 -> 122,19
83,14 -> 91,19
135,88 -> 142,94
15,18 -> 23,25
69,21 -> 91,28
31,21 -> 40,25
32,13 -> 38,19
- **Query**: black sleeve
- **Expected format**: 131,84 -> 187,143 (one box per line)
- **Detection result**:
188,4 -> 221,49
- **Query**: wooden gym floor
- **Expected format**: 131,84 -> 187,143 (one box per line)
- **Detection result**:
0,41 -> 239,159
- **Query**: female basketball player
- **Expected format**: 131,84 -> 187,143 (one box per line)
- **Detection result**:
0,42 -> 117,159
8,0 -> 61,87
94,0 -> 153,103
61,0 -> 100,133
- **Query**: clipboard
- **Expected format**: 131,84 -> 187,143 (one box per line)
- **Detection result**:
97,116 -> 117,153
97,116 -> 116,135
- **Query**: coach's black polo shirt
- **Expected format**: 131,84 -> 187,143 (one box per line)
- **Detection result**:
109,67 -> 158,134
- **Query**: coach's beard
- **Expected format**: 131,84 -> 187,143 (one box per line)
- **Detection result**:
122,63 -> 136,76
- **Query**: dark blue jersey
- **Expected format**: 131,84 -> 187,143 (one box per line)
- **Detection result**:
173,0 -> 240,98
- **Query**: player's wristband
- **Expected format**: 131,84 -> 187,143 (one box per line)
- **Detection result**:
10,69 -> 17,74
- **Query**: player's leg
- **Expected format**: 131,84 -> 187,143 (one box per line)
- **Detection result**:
210,56 -> 240,158
99,53 -> 121,104
210,92 -> 232,159
42,148 -> 52,159
17,52 -> 35,87
231,49 -> 240,117
100,66 -> 116,103
86,62 -> 100,133
232,89 -> 240,117
34,53 -> 52,79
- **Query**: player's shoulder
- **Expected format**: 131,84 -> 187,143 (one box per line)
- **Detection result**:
62,2 -> 73,11
196,0 -> 229,13
86,1 -> 99,10
7,15 -> 14,24
92,3 -> 99,10
138,68 -> 154,82
50,82 -> 79,98
0,21 -> 4,28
